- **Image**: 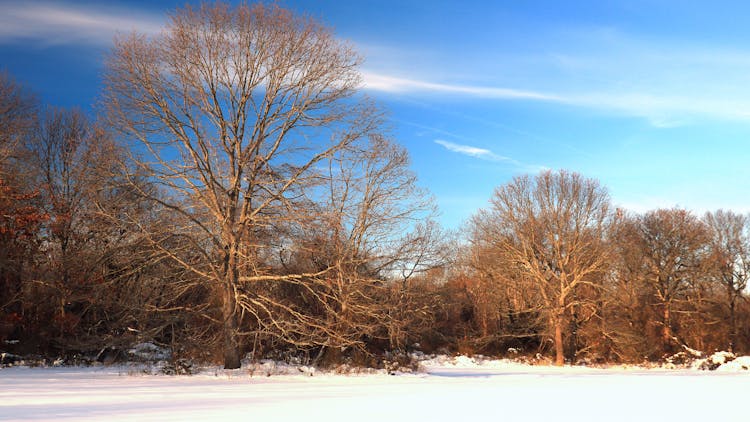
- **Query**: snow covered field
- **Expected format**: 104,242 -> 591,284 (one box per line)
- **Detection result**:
2,356 -> 749,421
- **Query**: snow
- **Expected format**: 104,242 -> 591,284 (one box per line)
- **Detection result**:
716,356 -> 750,372
127,342 -> 171,362
705,351 -> 735,365
2,358 -> 750,421
691,351 -> 738,370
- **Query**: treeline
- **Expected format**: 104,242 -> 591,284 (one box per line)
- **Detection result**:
2,2 -> 749,368
445,172 -> 750,364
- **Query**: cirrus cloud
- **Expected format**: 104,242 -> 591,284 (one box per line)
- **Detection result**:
434,140 -> 546,172
0,1 -> 163,46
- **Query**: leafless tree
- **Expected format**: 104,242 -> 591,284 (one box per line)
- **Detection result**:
103,2 -> 395,368
29,110 -> 111,305
0,72 -> 41,346
312,136 -> 440,351
632,208 -> 708,354
0,72 -> 36,171
703,210 -> 750,352
597,210 -> 653,361
471,170 -> 612,365
457,231 -> 545,354
207,134 -> 440,363
18,106 -> 157,353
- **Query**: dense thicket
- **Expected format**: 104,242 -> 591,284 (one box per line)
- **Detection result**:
453,183 -> 750,363
2,2 -> 750,367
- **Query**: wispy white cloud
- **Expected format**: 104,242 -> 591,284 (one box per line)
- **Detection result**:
434,140 -> 509,161
0,2 -> 163,46
363,67 -> 750,127
568,92 -> 750,126
434,140 -> 546,172
362,72 -> 559,101
435,139 -> 513,162
8,2 -> 750,129
360,25 -> 750,127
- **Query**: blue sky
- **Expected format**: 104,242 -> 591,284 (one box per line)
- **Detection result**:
2,0 -> 750,229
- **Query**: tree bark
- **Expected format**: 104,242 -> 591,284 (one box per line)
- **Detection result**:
566,306 -> 578,363
222,281 -> 241,369
662,304 -> 672,352
554,312 -> 564,366
222,247 -> 241,369
729,295 -> 737,353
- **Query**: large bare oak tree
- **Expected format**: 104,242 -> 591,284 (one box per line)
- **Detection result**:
103,2 -> 387,368
471,170 -> 612,365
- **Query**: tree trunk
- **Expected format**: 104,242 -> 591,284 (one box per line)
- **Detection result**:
729,296 -> 737,353
566,307 -> 578,363
222,247 -> 241,370
662,304 -> 672,353
222,282 -> 241,369
554,313 -> 564,366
